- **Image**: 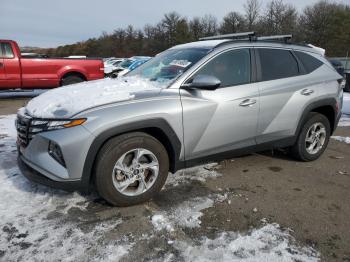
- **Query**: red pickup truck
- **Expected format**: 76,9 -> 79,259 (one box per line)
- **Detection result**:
0,40 -> 104,89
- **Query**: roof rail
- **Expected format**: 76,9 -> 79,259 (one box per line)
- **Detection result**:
257,34 -> 292,43
199,32 -> 256,41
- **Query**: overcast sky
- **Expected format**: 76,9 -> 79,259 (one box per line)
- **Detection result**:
1,0 -> 348,48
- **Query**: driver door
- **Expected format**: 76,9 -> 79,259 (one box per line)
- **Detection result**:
180,48 -> 259,161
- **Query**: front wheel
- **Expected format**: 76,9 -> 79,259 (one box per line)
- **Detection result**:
290,112 -> 330,161
94,132 -> 169,206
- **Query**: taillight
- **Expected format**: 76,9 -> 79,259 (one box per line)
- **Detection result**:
335,101 -> 340,114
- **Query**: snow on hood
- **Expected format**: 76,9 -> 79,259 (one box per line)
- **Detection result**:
25,76 -> 162,118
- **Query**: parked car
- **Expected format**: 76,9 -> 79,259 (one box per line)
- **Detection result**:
17,33 -> 343,206
334,57 -> 350,92
116,57 -> 151,77
103,57 -> 116,62
109,56 -> 152,77
0,40 -> 104,89
104,59 -> 125,74
329,58 -> 345,76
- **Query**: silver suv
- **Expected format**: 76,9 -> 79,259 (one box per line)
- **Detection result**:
17,33 -> 343,206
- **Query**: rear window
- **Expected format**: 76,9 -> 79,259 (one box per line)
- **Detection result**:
258,48 -> 299,81
294,51 -> 323,74
0,43 -> 14,58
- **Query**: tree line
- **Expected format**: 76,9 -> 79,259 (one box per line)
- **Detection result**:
30,0 -> 350,58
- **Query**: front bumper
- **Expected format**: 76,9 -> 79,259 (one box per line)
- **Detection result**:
18,155 -> 86,192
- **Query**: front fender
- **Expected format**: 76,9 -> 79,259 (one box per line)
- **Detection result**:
80,118 -> 183,190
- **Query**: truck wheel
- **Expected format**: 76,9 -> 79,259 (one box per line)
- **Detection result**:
61,75 -> 84,86
290,112 -> 330,161
94,132 -> 169,206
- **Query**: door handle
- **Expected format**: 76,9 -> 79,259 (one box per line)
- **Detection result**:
239,99 -> 257,107
301,89 -> 314,96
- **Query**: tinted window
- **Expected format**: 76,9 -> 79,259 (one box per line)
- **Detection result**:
1,43 -> 14,58
194,49 -> 251,87
258,49 -> 299,81
294,51 -> 323,74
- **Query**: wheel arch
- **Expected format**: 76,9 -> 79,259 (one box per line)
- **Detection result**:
60,71 -> 87,85
80,119 -> 183,191
296,98 -> 339,137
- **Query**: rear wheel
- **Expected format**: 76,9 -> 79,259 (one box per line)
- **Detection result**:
290,112 -> 330,161
61,75 -> 84,86
94,132 -> 169,206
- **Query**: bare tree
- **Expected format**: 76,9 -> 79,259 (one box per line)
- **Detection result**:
201,14 -> 218,36
244,0 -> 261,30
261,0 -> 297,35
220,12 -> 246,34
189,17 -> 205,40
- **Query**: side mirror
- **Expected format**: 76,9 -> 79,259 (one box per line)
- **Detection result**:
182,74 -> 221,90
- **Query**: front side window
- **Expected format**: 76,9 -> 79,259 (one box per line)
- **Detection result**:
258,48 -> 299,81
193,48 -> 251,87
1,43 -> 14,58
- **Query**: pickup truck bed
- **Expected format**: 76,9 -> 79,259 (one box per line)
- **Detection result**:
0,40 -> 104,89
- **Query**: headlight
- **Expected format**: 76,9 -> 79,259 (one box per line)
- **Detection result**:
31,118 -> 86,131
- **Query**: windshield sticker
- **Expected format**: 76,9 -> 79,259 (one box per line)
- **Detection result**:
169,60 -> 192,68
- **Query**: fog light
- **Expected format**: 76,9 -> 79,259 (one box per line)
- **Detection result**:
48,141 -> 66,167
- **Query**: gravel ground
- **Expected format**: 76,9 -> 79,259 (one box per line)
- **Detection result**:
0,95 -> 349,262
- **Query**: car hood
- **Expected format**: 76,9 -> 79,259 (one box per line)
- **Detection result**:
25,77 -> 163,119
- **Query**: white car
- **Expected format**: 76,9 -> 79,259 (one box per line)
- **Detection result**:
110,57 -> 152,77
104,59 -> 125,74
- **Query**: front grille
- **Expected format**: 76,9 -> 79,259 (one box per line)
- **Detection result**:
16,113 -> 47,147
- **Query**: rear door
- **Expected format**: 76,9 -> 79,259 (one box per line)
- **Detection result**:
254,47 -> 310,144
180,48 -> 260,161
0,42 -> 21,88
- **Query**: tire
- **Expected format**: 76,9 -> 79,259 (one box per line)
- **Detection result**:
94,132 -> 169,206
61,75 -> 84,86
290,112 -> 330,161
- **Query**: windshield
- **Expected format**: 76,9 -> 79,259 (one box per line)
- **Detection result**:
127,48 -> 211,84
112,61 -> 122,66
119,59 -> 134,69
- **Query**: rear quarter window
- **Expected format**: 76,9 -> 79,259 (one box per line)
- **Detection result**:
294,51 -> 323,74
257,48 -> 299,81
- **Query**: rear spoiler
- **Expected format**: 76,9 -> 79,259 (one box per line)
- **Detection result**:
307,44 -> 326,56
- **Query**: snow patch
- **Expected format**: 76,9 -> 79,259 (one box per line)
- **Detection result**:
339,114 -> 350,127
0,116 -> 130,261
331,136 -> 350,144
151,214 -> 174,232
151,197 -> 214,232
25,76 -> 162,118
342,92 -> 350,114
166,163 -> 222,187
97,243 -> 133,262
173,223 -> 319,262
0,114 -> 17,138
